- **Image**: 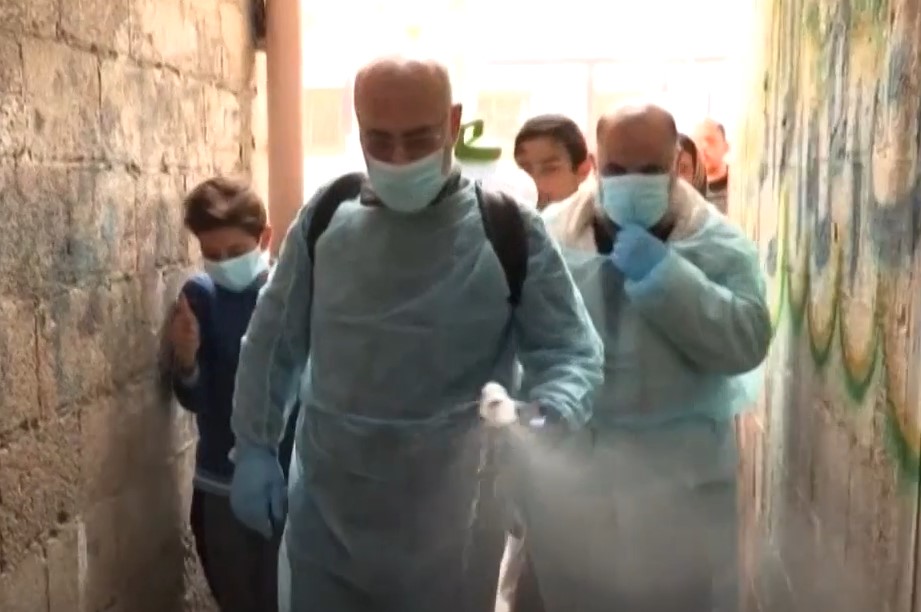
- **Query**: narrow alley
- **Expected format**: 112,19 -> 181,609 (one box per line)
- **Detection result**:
0,0 -> 919,611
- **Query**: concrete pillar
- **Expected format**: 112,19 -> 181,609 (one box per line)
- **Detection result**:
265,0 -> 304,255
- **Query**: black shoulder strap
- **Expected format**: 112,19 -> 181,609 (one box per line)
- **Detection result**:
305,172 -> 366,262
592,214 -> 616,254
474,183 -> 529,307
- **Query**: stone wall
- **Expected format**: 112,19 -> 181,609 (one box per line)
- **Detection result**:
0,0 -> 254,610
733,0 -> 921,611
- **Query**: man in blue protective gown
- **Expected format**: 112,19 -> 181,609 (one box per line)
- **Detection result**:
227,55 -> 604,612
514,103 -> 772,612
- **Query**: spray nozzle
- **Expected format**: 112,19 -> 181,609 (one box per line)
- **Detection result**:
478,382 -> 519,427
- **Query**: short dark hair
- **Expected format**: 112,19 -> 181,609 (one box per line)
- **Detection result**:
182,176 -> 267,238
677,133 -> 700,165
514,114 -> 589,169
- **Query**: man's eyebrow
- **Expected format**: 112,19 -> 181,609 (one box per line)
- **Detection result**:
363,125 -> 437,138
401,124 -> 440,138
601,162 -> 626,173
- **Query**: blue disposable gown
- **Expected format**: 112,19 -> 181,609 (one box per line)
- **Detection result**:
519,183 -> 771,612
231,175 -> 603,612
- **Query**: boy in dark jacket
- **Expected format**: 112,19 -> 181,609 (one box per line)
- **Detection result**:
165,176 -> 296,612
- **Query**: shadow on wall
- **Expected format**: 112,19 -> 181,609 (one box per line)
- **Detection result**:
53,264 -> 213,611
734,0 -> 921,609
0,176 -> 216,611
74,267 -> 217,612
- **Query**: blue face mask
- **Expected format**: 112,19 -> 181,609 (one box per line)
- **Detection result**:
366,149 -> 450,213
204,249 -> 269,292
599,174 -> 671,228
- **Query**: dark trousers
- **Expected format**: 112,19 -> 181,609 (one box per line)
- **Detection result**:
191,489 -> 282,612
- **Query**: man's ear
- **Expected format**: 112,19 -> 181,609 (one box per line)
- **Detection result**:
449,103 -> 463,143
576,156 -> 594,182
259,226 -> 273,250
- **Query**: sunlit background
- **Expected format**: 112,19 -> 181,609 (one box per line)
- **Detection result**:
251,0 -> 758,200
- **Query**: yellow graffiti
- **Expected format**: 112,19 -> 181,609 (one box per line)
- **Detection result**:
746,0 -> 920,472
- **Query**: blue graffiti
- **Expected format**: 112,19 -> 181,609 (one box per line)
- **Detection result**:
766,236 -> 779,275
847,90 -> 864,286
862,63 -> 921,266
759,0 -> 921,277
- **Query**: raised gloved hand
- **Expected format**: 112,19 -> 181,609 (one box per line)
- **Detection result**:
229,444 -> 287,539
610,224 -> 668,281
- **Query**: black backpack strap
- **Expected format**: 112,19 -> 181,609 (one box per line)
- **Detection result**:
592,213 -> 616,254
305,172 -> 366,262
474,183 -> 529,307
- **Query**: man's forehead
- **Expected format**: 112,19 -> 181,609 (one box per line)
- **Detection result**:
598,120 -> 674,165
357,94 -> 447,134
515,138 -> 567,163
694,121 -> 723,141
354,57 -> 451,132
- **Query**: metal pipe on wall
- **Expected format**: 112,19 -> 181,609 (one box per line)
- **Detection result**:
265,0 -> 304,255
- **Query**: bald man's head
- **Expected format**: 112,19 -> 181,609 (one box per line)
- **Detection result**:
594,104 -> 680,231
692,118 -> 729,178
354,55 -> 462,166
595,104 -> 679,177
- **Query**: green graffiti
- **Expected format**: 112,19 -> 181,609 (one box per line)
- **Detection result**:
753,0 -> 915,481
770,187 -> 915,480
840,320 -> 879,403
886,403 -> 921,486
774,217 -> 911,478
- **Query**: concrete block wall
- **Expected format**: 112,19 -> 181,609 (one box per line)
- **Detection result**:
733,0 -> 921,611
0,0 -> 254,610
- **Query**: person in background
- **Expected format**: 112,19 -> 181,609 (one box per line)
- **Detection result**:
514,114 -> 593,210
676,133 -> 708,197
498,114 -> 595,612
693,118 -> 730,213
523,103 -> 771,612
164,177 -> 296,612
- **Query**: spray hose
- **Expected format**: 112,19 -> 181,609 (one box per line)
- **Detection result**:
461,382 -> 539,608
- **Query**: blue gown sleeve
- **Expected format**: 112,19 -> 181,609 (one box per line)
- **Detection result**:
231,202 -> 317,451
513,212 -> 605,429
624,241 -> 772,375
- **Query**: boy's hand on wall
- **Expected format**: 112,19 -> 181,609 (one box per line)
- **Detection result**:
170,294 -> 200,372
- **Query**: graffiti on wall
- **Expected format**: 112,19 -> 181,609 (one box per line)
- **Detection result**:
734,0 -> 921,478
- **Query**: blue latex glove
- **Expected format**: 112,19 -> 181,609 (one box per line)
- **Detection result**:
610,224 -> 669,281
230,444 -> 287,539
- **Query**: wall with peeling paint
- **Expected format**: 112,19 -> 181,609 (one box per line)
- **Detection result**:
734,0 -> 921,610
0,0 -> 252,609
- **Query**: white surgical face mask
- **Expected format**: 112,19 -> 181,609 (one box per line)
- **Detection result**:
204,249 -> 269,291
599,174 -> 670,228
366,149 -> 451,213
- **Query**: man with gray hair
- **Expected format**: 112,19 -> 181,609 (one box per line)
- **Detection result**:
227,55 -> 604,612
514,103 -> 771,612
